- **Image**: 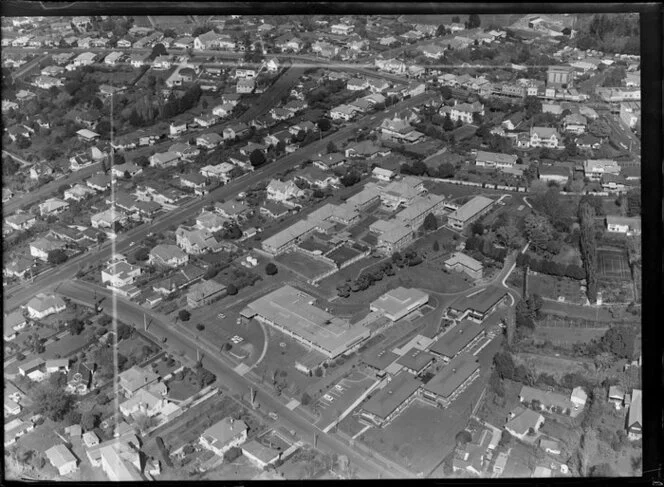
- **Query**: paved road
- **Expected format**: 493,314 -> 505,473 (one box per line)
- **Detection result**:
11,53 -> 49,81
4,91 -> 434,313
55,280 -> 410,479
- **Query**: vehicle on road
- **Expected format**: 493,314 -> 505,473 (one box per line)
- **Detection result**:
268,412 -> 279,420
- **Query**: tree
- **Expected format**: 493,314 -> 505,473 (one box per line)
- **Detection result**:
227,283 -> 238,295
134,247 -> 149,261
301,392 -> 312,406
493,351 -> 515,380
590,463 -> 615,477
467,14 -> 481,29
150,43 -> 168,60
196,323 -> 205,331
326,141 -> 337,153
437,162 -> 455,178
265,263 -> 278,275
340,169 -> 361,187
47,249 -> 68,265
524,214 -> 555,252
249,149 -> 266,167
317,118 -> 331,132
81,411 -> 100,432
524,96 -> 542,119
178,309 -> 191,322
134,155 -> 150,167
495,224 -> 523,249
578,201 -> 598,303
422,213 -> 438,231
433,240 -> 440,252
455,430 -> 472,446
69,318 -> 85,336
33,384 -> 76,422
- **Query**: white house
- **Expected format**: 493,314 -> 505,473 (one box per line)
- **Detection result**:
266,179 -> 303,202
529,126 -> 562,149
149,244 -> 189,267
199,418 -> 248,456
45,444 -> 78,476
26,293 -> 66,320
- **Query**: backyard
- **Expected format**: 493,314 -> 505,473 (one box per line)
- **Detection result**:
532,326 -> 608,346
165,368 -> 205,401
527,273 -> 583,303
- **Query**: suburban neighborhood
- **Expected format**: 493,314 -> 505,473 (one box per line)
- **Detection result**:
2,10 -> 644,481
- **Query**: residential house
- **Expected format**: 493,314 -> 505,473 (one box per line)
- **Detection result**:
119,388 -> 167,418
236,79 -> 255,93
187,279 -> 227,308
447,101 -> 484,124
260,200 -> 291,220
345,141 -> 391,159
169,142 -> 200,160
223,122 -> 250,140
111,162 -> 142,180
176,225 -> 224,254
606,216 -> 641,236
444,252 -> 483,280
6,213 -> 37,231
620,102 -> 640,129
474,151 -> 517,169
5,256 -> 34,279
76,128 -> 100,142
200,162 -> 236,182
90,208 -> 128,229
601,173 -> 628,192
583,159 -> 620,180
101,259 -> 142,290
214,200 -> 252,221
200,418 -> 248,456
149,244 -> 189,268
242,440 -> 282,469
118,365 -> 160,398
129,53 -> 150,68
45,444 -> 78,476
266,179 -> 303,203
180,173 -> 209,195
26,293 -> 66,320
627,389 -> 642,440
530,126 -> 562,149
212,103 -> 235,119
504,408 -> 545,441
66,362 -> 94,395
538,165 -> 570,184
196,132 -> 224,149
576,133 -> 602,151
29,237 -> 66,261
563,113 -> 587,134
196,211 -> 227,232
296,166 -> 340,189
330,104 -> 360,122
149,151 -> 180,168
519,385 -> 576,415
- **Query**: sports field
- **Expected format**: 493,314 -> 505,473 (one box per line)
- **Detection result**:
597,249 -> 631,280
275,250 -> 336,282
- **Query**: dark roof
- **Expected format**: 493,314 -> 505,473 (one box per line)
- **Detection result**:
429,320 -> 484,359
450,286 -> 507,315
361,371 -> 420,419
396,348 -> 436,372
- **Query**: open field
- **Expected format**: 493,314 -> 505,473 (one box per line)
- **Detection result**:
540,301 -> 615,322
40,332 -> 91,360
532,326 -> 608,346
513,352 -> 593,380
251,325 -> 320,397
528,273 -> 583,303
275,250 -> 337,282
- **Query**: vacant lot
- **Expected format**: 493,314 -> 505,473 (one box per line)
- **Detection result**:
533,326 -> 607,346
513,352 -> 594,380
276,250 -> 336,282
528,274 -> 583,303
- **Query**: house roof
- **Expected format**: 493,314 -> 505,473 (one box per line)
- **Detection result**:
519,385 -> 574,411
45,444 -> 77,468
26,293 -> 66,313
187,279 -> 226,301
505,408 -> 544,436
445,252 -> 483,272
449,196 -> 494,223
118,366 -> 159,393
150,244 -> 187,262
628,389 -> 642,427
370,287 -> 429,319
242,440 -> 281,463
531,126 -> 559,138
201,417 -> 247,447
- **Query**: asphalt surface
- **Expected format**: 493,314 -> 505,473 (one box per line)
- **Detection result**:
56,279 -> 413,479
4,91 -> 434,314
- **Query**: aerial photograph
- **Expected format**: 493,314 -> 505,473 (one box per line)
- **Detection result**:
2,8 -> 644,481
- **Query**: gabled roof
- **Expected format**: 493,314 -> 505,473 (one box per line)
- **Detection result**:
504,408 -> 543,436
201,417 -> 247,447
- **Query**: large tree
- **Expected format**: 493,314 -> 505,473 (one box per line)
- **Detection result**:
523,214 -> 555,252
32,384 -> 76,422
578,201 -> 599,303
249,149 -> 266,167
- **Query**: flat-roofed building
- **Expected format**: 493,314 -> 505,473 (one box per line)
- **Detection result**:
395,194 -> 446,228
606,215 -> 641,236
429,320 -> 486,361
363,348 -> 400,377
419,353 -> 480,408
359,371 -> 421,426
444,252 -> 483,280
241,285 -> 370,359
447,196 -> 495,230
396,348 -> 436,376
449,286 -> 508,322
370,287 -> 429,321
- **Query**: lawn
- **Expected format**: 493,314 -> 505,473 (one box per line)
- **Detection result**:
512,352 -> 593,381
423,180 -> 486,201
314,369 -> 377,430
337,413 -> 367,437
359,399 -> 460,475
275,249 -> 337,282
540,301 -> 615,322
117,333 -> 160,364
532,326 -> 608,346
251,325 -> 321,398
528,273 -> 583,303
477,379 -> 523,429
165,372 -> 202,401
16,418 -> 62,453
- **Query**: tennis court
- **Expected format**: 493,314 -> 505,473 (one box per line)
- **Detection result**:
597,249 -> 631,280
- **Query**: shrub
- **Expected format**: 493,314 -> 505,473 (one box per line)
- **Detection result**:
265,263 -> 278,275
178,309 -> 191,322
196,323 -> 205,331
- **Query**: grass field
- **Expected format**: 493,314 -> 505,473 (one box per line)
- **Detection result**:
41,332 -> 91,360
275,250 -> 337,282
532,326 -> 608,346
327,244 -> 363,267
528,273 -> 583,303
314,369 -> 377,430
117,333 -> 158,362
165,371 -> 202,401
513,352 -> 593,380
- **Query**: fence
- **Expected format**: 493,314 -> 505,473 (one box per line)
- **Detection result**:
430,177 -> 527,192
